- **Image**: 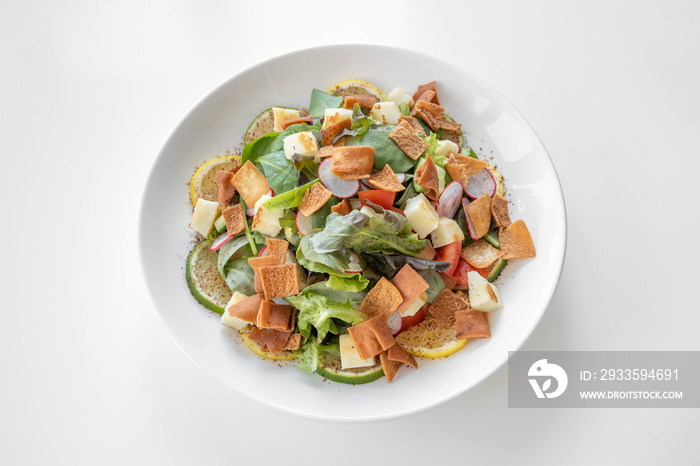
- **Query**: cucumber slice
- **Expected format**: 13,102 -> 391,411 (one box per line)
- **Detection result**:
483,230 -> 500,248
244,106 -> 306,145
486,258 -> 507,283
315,352 -> 384,385
186,240 -> 232,314
214,215 -> 227,234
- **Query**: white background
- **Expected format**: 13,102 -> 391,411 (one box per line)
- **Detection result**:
2,1 -> 699,464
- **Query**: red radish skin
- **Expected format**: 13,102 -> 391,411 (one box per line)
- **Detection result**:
245,205 -> 254,217
436,181 -> 463,218
258,246 -> 268,257
209,232 -> 235,252
296,211 -> 313,236
465,167 -> 497,199
462,198 -> 481,241
318,157 -> 359,199
396,173 -> 406,183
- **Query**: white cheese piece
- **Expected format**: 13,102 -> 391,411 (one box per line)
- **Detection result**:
385,87 -> 413,108
220,291 -> 251,330
467,271 -> 504,312
370,101 -> 402,125
323,108 -> 353,128
282,131 -> 319,161
434,140 -> 460,158
399,292 -> 428,317
272,107 -> 300,132
252,194 -> 283,237
190,198 -> 219,236
404,193 -> 439,238
430,217 -> 465,248
339,334 -> 377,369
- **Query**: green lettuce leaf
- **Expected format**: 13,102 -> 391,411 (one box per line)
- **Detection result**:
359,129 -> 415,173
296,234 -> 369,292
257,150 -> 297,194
262,180 -> 319,210
309,89 -> 343,118
285,281 -> 367,341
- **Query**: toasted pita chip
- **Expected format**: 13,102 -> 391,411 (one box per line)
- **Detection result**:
445,152 -> 488,187
465,194 -> 492,238
347,316 -> 395,360
231,161 -> 271,206
410,89 -> 437,116
491,194 -> 511,228
379,344 -> 417,383
414,99 -> 444,131
265,238 -> 289,266
461,239 -> 503,269
216,170 -> 237,210
248,255 -> 278,295
359,277 -> 404,319
331,146 -> 375,179
256,300 -> 294,331
412,81 -> 439,105
427,289 -> 469,326
414,155 -> 440,200
388,120 -> 428,161
283,333 -> 302,351
317,138 -> 345,158
368,164 -> 406,192
298,182 -> 332,216
343,94 -> 378,109
321,118 -> 351,146
227,294 -> 263,324
259,263 -> 300,300
379,351 -> 400,383
455,310 -> 491,340
331,198 -> 352,216
247,327 -> 292,354
391,265 -> 429,315
278,115 -> 313,131
398,115 -> 426,136
499,220 -> 536,259
221,204 -> 245,237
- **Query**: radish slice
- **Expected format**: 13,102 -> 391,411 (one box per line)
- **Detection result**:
258,246 -> 268,257
396,173 -> 406,183
465,167 -> 496,199
245,205 -> 255,217
436,181 -> 463,218
344,264 -> 363,274
318,157 -> 359,198
360,178 -> 373,188
296,211 -> 313,236
461,198 -> 480,241
209,232 -> 235,252
387,311 -> 402,336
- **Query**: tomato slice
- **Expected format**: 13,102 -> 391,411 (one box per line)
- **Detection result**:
451,257 -> 488,288
358,189 -> 395,210
398,306 -> 426,333
434,241 -> 461,276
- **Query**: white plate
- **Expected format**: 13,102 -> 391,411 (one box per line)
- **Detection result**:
139,44 -> 566,421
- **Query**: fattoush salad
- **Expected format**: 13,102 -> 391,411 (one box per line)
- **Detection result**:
185,79 -> 536,384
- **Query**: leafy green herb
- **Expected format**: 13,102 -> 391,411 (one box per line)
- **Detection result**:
309,89 -> 343,118
257,150 -> 297,194
262,180 -> 319,210
418,269 -> 446,303
358,252 -> 452,279
241,132 -> 280,165
239,199 -> 258,256
359,129 -> 414,173
399,101 -> 411,116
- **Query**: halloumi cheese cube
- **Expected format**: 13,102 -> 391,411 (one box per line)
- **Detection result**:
252,194 -> 284,237
467,271 -> 503,312
430,217 -> 465,249
370,101 -> 402,125
399,292 -> 427,317
283,131 -> 318,161
434,140 -> 460,158
190,198 -> 219,236
220,292 -> 251,330
404,193 -> 439,238
323,108 -> 353,129
272,107 -> 300,132
385,87 -> 413,108
339,334 -> 377,369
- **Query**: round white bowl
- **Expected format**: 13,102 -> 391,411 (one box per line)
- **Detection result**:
139,44 -> 566,421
